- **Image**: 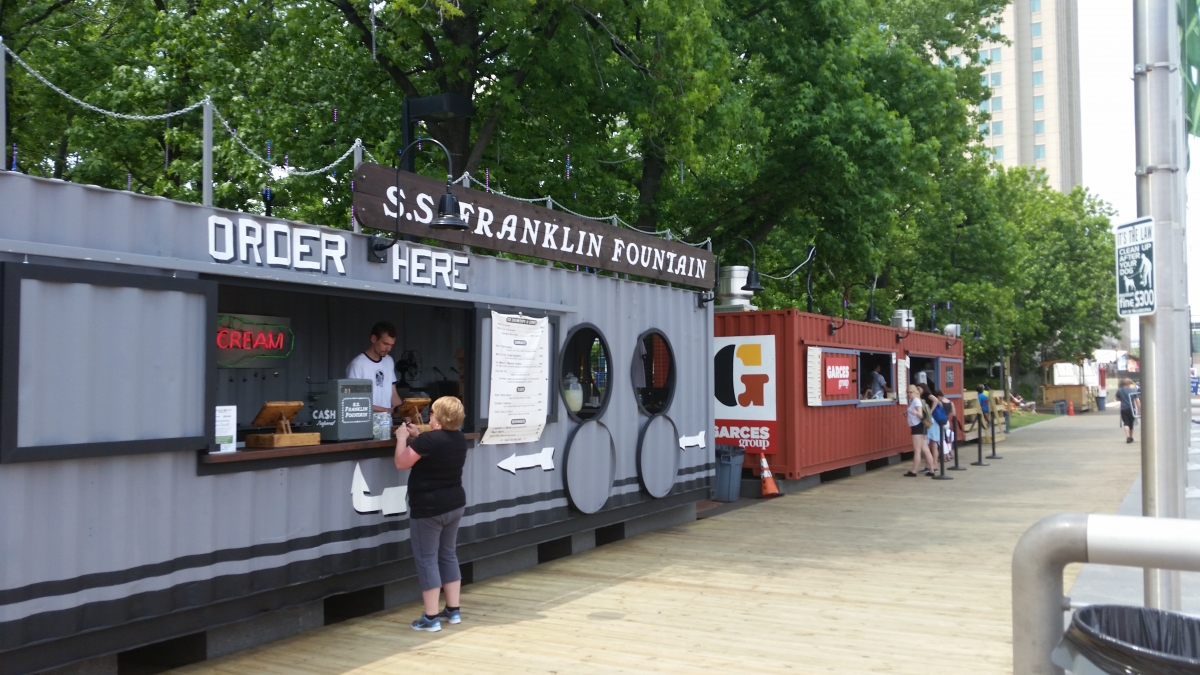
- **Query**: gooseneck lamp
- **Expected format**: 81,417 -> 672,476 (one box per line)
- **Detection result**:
699,237 -> 764,306
735,237 -> 765,292
830,280 -> 881,335
368,137 -> 468,262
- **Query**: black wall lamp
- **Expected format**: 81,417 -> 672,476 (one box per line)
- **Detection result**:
368,137 -> 468,263
699,237 -> 764,306
829,281 -> 881,335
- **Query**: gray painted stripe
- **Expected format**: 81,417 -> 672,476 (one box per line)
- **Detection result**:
0,527 -> 405,623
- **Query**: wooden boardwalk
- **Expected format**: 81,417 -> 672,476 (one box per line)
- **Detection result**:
174,411 -> 1139,675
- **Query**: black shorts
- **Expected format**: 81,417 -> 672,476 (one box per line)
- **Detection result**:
1121,409 -> 1135,430
910,423 -> 925,436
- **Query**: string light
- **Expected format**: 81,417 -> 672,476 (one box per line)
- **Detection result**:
334,107 -> 338,122
10,143 -> 15,171
486,167 -> 490,193
267,140 -> 272,161
127,173 -> 132,191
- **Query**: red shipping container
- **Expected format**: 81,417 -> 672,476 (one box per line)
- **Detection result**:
714,310 -> 965,480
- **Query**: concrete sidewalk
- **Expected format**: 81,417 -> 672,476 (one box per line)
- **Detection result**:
1066,404 -> 1200,614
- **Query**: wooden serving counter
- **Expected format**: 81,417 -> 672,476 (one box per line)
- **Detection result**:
197,433 -> 481,474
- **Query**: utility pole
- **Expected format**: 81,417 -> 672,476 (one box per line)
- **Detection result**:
1133,0 -> 1190,610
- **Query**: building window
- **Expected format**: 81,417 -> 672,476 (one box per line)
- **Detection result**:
953,54 -> 962,67
992,121 -> 1004,136
1033,46 -> 1043,61
993,146 -> 1005,161
992,96 -> 1003,111
1031,0 -> 1042,12
1034,145 -> 1046,159
991,48 -> 1002,63
979,123 -> 989,135
979,99 -> 990,113
991,72 -> 1002,87
1034,119 -> 1045,135
1033,95 -> 1045,110
981,74 -> 988,87
1033,70 -> 1044,86
1031,22 -> 1043,38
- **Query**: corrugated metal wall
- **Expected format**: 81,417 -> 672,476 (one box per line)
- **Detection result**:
0,173 -> 714,659
716,310 -> 964,479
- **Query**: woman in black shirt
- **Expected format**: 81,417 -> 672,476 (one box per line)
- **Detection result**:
394,396 -> 468,632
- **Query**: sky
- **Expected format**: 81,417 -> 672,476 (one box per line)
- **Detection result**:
1077,1 -> 1200,342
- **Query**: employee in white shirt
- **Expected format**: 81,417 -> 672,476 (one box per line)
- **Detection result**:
347,322 -> 403,413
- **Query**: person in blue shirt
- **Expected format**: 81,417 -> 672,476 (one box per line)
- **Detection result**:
977,384 -> 991,415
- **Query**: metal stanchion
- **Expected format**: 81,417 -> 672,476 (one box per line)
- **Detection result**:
988,408 -> 1003,459
971,412 -> 989,466
948,415 -> 967,471
933,421 -> 952,480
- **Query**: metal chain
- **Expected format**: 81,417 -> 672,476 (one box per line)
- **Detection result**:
211,105 -> 362,176
3,43 -> 207,121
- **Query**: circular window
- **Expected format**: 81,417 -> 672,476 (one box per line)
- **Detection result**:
560,324 -> 612,421
632,330 -> 675,415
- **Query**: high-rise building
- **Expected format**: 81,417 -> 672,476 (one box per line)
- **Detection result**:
962,0 -> 1083,192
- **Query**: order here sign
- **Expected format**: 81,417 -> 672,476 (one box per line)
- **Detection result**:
824,353 -> 855,396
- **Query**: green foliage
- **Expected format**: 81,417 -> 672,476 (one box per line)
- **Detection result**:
0,0 -> 1119,362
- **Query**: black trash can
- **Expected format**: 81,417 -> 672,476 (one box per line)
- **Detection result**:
1052,605 -> 1200,675
713,445 -> 745,503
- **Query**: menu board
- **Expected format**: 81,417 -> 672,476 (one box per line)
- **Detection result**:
481,312 -> 550,446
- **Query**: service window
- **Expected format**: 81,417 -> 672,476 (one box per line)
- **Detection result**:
857,351 -> 895,401
1,264 -> 216,463
908,355 -> 939,390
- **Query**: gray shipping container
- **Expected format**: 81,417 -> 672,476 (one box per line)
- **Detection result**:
0,172 -> 715,674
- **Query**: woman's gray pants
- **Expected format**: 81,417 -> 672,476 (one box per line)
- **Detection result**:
409,506 -> 464,592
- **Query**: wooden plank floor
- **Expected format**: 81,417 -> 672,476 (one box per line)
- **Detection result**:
174,411 -> 1139,675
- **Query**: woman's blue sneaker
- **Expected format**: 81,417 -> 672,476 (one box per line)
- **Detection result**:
411,614 -> 441,632
438,608 -> 462,624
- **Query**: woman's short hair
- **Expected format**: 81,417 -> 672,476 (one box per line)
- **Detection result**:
431,396 -> 465,431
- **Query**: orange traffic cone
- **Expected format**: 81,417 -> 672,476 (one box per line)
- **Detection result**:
758,454 -> 780,498
1068,400 -> 1075,416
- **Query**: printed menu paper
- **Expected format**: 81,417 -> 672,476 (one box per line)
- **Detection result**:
481,312 -> 550,445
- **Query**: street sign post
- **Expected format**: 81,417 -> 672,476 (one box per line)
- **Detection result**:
1116,217 -> 1156,317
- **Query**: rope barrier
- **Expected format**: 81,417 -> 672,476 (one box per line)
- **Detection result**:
3,43 -> 206,121
3,43 -> 711,246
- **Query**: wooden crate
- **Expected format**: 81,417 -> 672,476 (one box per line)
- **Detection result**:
244,432 -> 322,448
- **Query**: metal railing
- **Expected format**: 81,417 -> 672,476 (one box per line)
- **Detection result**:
1012,513 -> 1200,674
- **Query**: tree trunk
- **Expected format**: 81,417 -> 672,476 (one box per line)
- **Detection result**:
634,150 -> 665,232
53,114 -> 71,179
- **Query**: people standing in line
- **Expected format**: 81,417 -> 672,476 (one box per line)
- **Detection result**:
934,389 -> 955,462
904,385 -> 938,477
925,389 -> 949,470
394,397 -> 469,632
1116,378 -> 1142,444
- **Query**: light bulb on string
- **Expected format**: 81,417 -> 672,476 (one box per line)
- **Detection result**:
11,143 -> 16,171
127,174 -> 132,191
334,108 -> 338,122
486,167 -> 490,193
267,140 -> 272,162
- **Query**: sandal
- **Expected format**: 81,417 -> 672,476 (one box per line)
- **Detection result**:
903,471 -> 918,477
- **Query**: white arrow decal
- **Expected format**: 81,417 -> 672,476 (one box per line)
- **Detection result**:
351,462 -> 408,516
679,431 -> 706,450
497,447 -> 555,474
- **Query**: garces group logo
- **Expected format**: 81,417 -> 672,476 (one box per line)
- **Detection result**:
714,335 -> 778,454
